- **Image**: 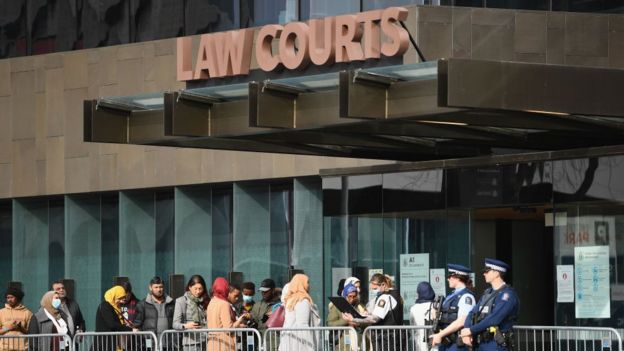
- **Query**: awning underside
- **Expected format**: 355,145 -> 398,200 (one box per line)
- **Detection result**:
84,59 -> 624,161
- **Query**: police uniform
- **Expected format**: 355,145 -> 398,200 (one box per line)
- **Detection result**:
465,259 -> 519,351
437,264 -> 475,351
371,289 -> 403,349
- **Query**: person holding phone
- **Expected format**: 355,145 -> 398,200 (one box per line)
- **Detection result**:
173,275 -> 208,351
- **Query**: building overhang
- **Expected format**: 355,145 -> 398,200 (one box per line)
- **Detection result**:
84,58 -> 624,161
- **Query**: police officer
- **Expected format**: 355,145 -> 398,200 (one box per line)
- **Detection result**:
460,259 -> 519,351
431,264 -> 475,351
342,273 -> 403,349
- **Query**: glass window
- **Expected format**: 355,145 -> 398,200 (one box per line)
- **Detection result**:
233,182 -> 291,292
363,0 -> 424,11
0,202 -> 11,289
119,191 -> 156,289
270,183 -> 293,288
300,0 -> 359,19
241,0 -> 297,27
174,185 -> 234,281
486,0 -> 549,10
132,0 -> 184,41
65,194 -> 103,332
552,156 -> 624,327
49,198 -> 65,285
185,0 -> 236,35
155,191 -> 175,281
80,0 -> 131,49
0,0 -> 28,58
101,194 -> 120,293
439,0 -> 484,6
212,187 -> 233,279
12,198 -> 51,309
552,0 -> 624,12
28,0 -> 80,55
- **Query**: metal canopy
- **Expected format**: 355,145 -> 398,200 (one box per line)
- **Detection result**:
84,58 -> 624,161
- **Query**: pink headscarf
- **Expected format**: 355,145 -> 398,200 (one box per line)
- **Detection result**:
212,277 -> 229,301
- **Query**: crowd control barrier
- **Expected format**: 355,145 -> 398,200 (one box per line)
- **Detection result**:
0,333 -> 72,351
361,325 -> 433,351
73,331 -> 158,351
264,326 -> 359,351
159,328 -> 262,351
513,326 -> 623,351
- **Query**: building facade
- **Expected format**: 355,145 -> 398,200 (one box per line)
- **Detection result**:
1,0 -> 623,331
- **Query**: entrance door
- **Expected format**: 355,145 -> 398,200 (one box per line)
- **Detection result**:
471,206 -> 554,325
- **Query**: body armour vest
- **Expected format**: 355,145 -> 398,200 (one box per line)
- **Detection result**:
476,286 -> 504,323
377,290 -> 404,326
439,289 -> 474,326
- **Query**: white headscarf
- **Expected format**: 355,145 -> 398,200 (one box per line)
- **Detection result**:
344,277 -> 360,287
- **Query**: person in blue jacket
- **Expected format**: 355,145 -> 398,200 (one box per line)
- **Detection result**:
460,258 -> 519,351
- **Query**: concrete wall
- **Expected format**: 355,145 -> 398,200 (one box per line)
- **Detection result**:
1,5 -> 623,199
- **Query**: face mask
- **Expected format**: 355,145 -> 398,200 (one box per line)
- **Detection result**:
242,295 -> 253,303
51,298 -> 62,309
370,288 -> 380,296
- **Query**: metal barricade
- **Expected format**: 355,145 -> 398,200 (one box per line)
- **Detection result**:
0,333 -> 72,351
264,327 -> 359,351
159,328 -> 262,351
361,325 -> 433,351
73,331 -> 157,351
513,326 -> 623,351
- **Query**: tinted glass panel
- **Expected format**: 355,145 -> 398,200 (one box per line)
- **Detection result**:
185,0 -> 236,35
486,0 -> 549,9
552,0 -> 624,12
0,202 -> 11,289
132,0 -> 184,41
80,0 -> 131,49
241,0 -> 297,27
301,0 -> 359,19
0,0 -> 27,58
363,0 -> 423,10
29,0 -> 80,55
554,156 -> 624,203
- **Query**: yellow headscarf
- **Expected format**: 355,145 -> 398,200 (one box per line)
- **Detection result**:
284,274 -> 314,311
104,286 -> 126,325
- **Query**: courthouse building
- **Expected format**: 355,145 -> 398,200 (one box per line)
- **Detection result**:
1,0 -> 623,330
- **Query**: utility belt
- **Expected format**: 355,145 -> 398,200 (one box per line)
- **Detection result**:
441,333 -> 457,346
476,327 -> 514,350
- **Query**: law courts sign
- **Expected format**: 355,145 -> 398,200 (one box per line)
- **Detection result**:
177,7 -> 410,81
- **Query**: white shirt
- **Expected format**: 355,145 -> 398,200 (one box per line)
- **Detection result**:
372,294 -> 398,320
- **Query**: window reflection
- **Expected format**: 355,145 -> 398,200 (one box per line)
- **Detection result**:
0,202 -> 11,290
241,0 -> 297,27
81,0 -> 131,49
300,0 -> 359,19
185,0 -> 235,35
133,0 -> 184,41
0,0 -> 27,58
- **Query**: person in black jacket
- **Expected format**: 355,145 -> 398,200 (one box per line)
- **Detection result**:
133,277 -> 175,335
52,280 -> 85,335
95,286 -> 133,351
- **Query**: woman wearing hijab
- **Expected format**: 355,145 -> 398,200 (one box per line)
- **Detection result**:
93,286 -> 133,351
95,286 -> 133,332
328,283 -> 367,351
28,291 -> 69,351
279,274 -> 320,351
173,275 -> 208,351
409,281 -> 437,351
206,278 -> 248,351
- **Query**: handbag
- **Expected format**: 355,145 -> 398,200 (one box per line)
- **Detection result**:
265,304 -> 285,328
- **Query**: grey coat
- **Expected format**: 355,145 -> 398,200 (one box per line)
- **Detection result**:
27,309 -> 69,351
172,295 -> 207,348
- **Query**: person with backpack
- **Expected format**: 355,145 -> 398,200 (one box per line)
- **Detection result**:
409,281 -> 437,351
431,264 -> 475,351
